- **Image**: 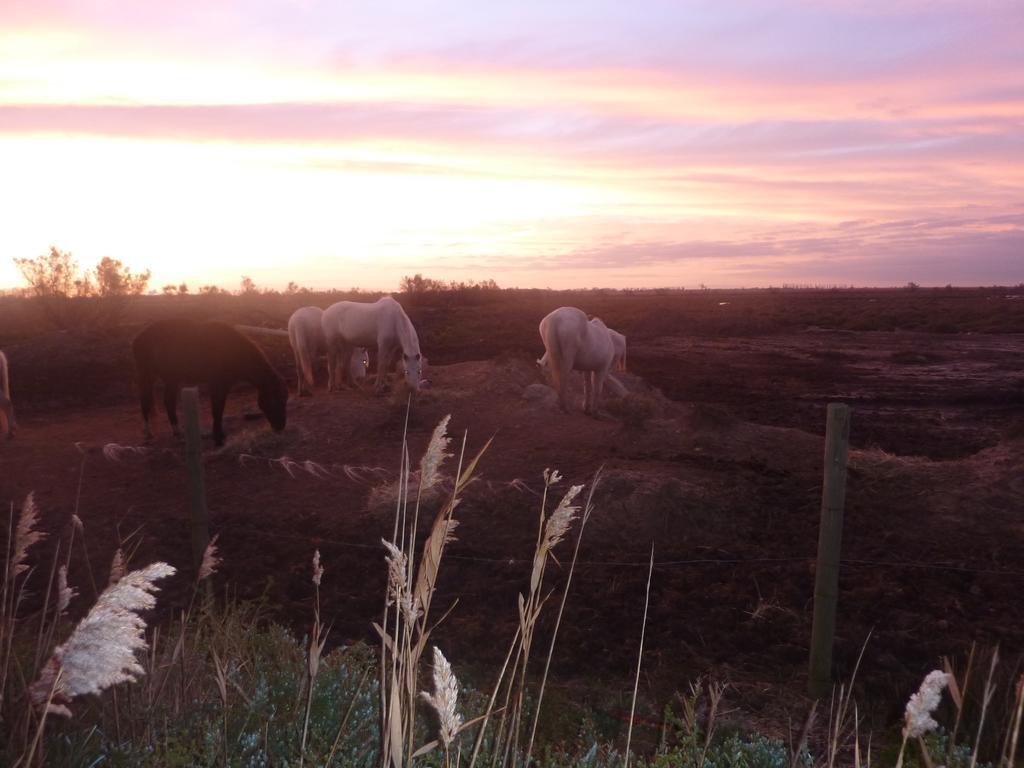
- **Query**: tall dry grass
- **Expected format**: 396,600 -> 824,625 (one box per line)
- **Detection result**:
0,488 -> 176,767
4,421 -> 1024,766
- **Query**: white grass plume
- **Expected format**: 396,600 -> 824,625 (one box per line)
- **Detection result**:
198,534 -> 221,582
904,669 -> 950,738
340,464 -> 390,484
238,453 -> 332,480
56,565 -> 76,615
420,646 -> 462,749
30,562 -> 176,716
544,484 -> 583,551
108,548 -> 126,586
102,443 -> 150,462
10,491 -> 46,579
381,539 -> 423,623
382,539 -> 407,607
312,549 -> 323,586
419,414 -> 452,492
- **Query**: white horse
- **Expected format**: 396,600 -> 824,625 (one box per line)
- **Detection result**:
321,296 -> 422,393
537,306 -> 615,414
287,306 -> 368,396
609,329 -> 627,372
0,350 -> 15,438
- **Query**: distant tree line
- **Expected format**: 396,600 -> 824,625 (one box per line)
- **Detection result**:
399,273 -> 500,293
12,246 -> 151,329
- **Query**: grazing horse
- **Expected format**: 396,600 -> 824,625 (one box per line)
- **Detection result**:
537,306 -> 616,414
321,296 -> 422,394
132,319 -> 288,447
609,329 -> 627,372
0,350 -> 15,438
287,306 -> 368,396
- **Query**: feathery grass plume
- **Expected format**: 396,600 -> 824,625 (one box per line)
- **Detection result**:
238,453 -> 334,479
312,548 -> 323,587
302,459 -> 331,479
895,668 -> 951,768
108,548 -> 126,586
101,443 -> 149,462
301,548 -> 329,767
905,670 -> 950,738
491,469 -> 583,766
339,463 -> 390,484
56,565 -> 76,615
522,468 -> 603,768
197,534 -> 221,582
30,562 -> 176,717
419,414 -> 452,492
10,491 -> 46,579
543,484 -> 583,550
420,646 -> 462,749
528,483 -> 582,595
381,539 -> 407,606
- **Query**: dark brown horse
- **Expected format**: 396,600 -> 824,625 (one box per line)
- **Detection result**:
132,319 -> 288,447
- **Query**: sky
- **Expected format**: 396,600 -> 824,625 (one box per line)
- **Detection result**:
1,0 -> 1022,291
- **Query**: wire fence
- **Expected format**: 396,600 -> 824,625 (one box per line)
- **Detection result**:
17,441 -> 1024,582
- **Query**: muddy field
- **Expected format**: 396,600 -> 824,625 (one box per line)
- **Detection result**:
1,288 -> 1023,734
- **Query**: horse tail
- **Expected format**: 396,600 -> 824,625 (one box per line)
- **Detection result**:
298,341 -> 315,389
542,320 -> 574,411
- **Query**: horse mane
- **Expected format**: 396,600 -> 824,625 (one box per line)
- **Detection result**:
389,299 -> 421,355
229,324 -> 286,388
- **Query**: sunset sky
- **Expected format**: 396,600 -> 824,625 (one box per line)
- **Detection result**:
1,0 -> 1021,291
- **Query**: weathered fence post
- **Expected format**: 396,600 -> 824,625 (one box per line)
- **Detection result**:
182,387 -> 210,575
808,403 -> 851,698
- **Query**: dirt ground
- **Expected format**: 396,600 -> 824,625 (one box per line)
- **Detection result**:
1,291 -> 1023,737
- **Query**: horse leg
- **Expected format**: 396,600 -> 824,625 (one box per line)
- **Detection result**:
210,383 -> 228,447
591,367 -> 611,417
583,372 -> 594,415
328,341 -> 345,390
0,395 -> 13,438
163,380 -> 181,437
137,369 -> 156,441
374,343 -> 393,395
326,340 -> 338,392
338,342 -> 354,389
555,357 -> 572,413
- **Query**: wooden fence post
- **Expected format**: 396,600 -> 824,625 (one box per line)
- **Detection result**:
808,403 -> 851,698
182,387 -> 210,575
